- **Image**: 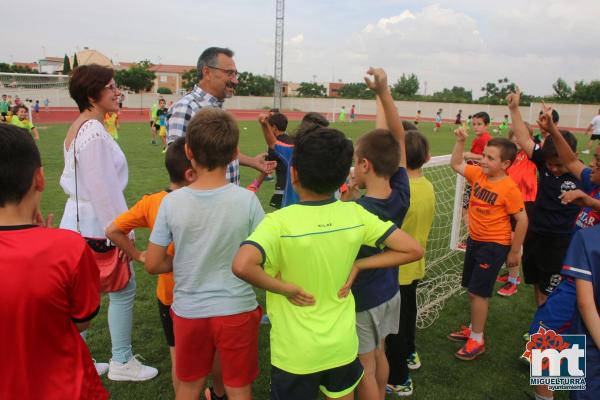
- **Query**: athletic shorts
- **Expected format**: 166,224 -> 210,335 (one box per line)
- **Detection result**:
270,358 -> 364,400
435,122 -> 441,128
150,120 -> 155,127
591,134 -> 600,141
172,306 -> 262,386
570,348 -> 600,400
462,237 -> 510,298
356,291 -> 400,354
157,299 -> 175,347
522,230 -> 571,294
159,126 -> 166,137
414,121 -> 419,125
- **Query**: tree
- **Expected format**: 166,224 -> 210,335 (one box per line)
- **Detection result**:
72,53 -> 79,68
431,86 -> 472,103
181,68 -> 197,91
552,78 -> 573,100
478,77 -> 517,104
572,80 -> 600,104
114,60 -> 157,112
337,83 -> 375,99
392,73 -> 419,99
62,54 -> 71,74
296,82 -> 326,97
157,87 -> 172,95
235,72 -> 274,96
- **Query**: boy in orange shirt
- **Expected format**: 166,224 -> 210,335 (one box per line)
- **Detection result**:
449,128 -> 528,360
106,137 -> 225,398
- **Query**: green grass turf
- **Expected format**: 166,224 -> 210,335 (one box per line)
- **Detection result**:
34,119 -> 587,399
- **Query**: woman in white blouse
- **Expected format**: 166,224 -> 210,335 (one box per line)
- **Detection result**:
60,64 -> 157,382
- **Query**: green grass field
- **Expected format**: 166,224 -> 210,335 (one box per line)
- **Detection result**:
34,119 -> 587,399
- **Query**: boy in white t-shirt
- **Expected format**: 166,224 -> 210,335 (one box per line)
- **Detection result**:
146,108 -> 264,400
583,108 -> 600,154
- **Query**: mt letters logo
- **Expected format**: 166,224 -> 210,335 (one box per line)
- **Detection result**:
524,327 -> 586,391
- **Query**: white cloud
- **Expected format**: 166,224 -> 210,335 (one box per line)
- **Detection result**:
289,34 -> 304,44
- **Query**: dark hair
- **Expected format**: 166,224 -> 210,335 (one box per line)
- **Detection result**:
301,112 -> 329,127
472,111 -> 490,125
186,108 -> 239,170
165,137 -> 192,184
270,108 -> 279,113
402,121 -> 418,131
487,137 -> 518,163
15,104 -> 28,113
292,128 -> 353,194
541,130 -> 577,162
159,98 -> 166,104
268,113 -> 288,132
405,130 -> 430,169
197,47 -> 234,80
69,64 -> 114,112
356,129 -> 400,178
0,124 -> 41,206
539,109 -> 560,124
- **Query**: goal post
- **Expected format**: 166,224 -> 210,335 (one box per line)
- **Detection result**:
417,154 -> 467,329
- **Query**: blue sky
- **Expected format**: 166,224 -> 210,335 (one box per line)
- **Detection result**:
6,0 -> 600,97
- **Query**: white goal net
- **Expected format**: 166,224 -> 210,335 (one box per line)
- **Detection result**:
417,155 -> 467,329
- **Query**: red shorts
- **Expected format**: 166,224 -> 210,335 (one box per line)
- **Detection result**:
172,307 -> 262,386
435,122 -> 441,128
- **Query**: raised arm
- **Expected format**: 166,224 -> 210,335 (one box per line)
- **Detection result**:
258,112 -> 277,149
538,105 -> 585,180
365,67 -> 406,168
507,88 -> 535,158
450,127 -> 468,176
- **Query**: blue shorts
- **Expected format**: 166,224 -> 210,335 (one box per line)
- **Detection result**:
570,347 -> 600,400
529,277 -> 576,336
462,237 -> 510,298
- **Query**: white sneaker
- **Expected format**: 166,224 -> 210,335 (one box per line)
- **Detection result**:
582,150 -> 590,154
108,354 -> 158,381
93,360 -> 109,376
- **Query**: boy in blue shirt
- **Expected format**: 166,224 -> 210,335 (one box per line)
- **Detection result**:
349,67 -> 410,399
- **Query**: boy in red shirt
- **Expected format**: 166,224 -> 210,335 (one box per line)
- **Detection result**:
0,124 -> 107,399
449,127 -> 528,360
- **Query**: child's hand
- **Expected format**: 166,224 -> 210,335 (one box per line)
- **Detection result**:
34,210 -> 54,228
454,127 -> 468,142
258,112 -> 269,125
506,88 -> 521,110
537,103 -> 555,132
338,264 -> 360,298
506,249 -> 521,268
281,282 -> 315,306
559,189 -> 590,207
137,250 -> 147,264
364,67 -> 388,94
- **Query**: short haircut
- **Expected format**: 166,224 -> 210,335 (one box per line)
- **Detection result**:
165,137 -> 192,184
69,64 -> 114,112
405,130 -> 430,170
197,47 -> 234,80
402,121 -> 418,131
0,124 -> 41,206
301,112 -> 329,127
356,129 -> 400,178
158,98 -> 166,104
186,108 -> 239,170
539,109 -> 560,124
486,137 -> 518,163
16,104 -> 28,113
472,111 -> 491,125
292,127 -> 353,194
268,113 -> 288,132
541,130 -> 577,162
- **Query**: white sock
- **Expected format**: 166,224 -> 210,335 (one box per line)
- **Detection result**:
508,274 -> 519,284
469,331 -> 483,343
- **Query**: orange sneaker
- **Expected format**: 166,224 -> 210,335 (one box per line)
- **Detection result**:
497,282 -> 518,297
246,184 -> 258,193
447,325 -> 471,342
455,338 -> 485,360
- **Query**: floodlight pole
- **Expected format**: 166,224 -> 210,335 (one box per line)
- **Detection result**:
273,0 -> 285,110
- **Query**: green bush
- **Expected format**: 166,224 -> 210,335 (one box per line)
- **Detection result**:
157,87 -> 172,95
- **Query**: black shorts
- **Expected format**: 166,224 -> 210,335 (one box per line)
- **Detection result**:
270,193 -> 283,209
157,299 -> 175,347
462,238 -> 510,298
522,230 -> 572,295
150,120 -> 155,127
591,134 -> 600,141
270,358 -> 363,400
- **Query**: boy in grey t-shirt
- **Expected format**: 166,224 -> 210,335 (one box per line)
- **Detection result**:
146,108 -> 264,399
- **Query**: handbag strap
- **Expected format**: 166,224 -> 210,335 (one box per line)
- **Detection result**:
72,119 -> 91,234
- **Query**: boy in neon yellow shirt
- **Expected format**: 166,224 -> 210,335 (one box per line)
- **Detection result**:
233,127 -> 423,400
149,102 -> 158,145
104,112 -> 120,140
11,105 -> 39,141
